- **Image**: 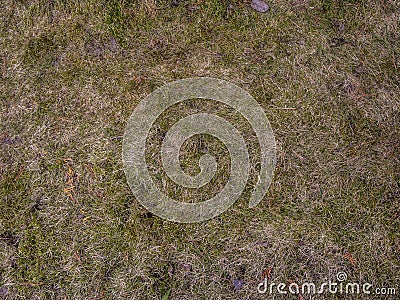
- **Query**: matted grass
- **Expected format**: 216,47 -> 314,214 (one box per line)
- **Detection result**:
0,0 -> 399,299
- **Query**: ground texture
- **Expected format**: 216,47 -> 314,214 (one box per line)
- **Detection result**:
0,0 -> 399,299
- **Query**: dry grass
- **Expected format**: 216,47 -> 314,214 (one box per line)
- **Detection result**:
0,0 -> 399,299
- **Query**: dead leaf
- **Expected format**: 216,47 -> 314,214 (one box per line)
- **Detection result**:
343,252 -> 357,267
262,267 -> 272,280
64,160 -> 76,202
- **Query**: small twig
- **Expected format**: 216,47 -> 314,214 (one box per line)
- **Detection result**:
2,57 -> 6,78
269,106 -> 297,110
14,165 -> 26,181
73,252 -> 82,263
84,163 -> 97,180
17,282 -> 45,287
292,150 -> 305,161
